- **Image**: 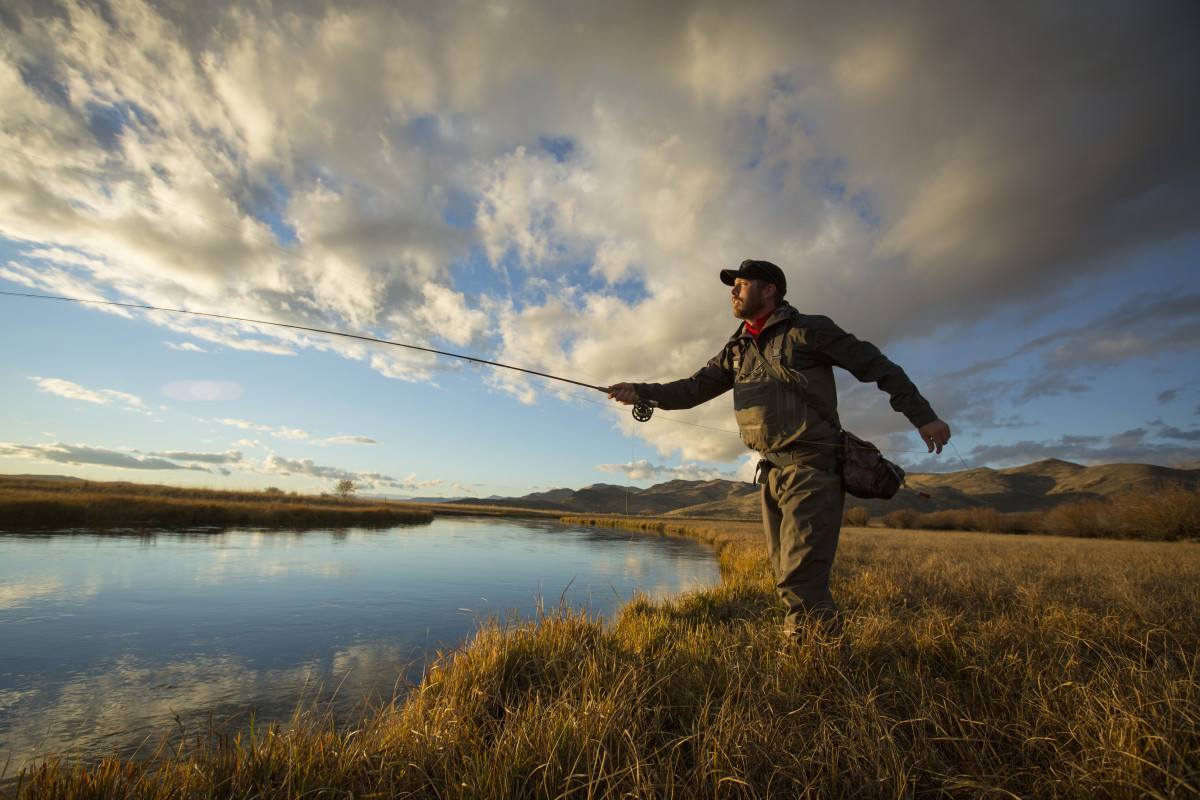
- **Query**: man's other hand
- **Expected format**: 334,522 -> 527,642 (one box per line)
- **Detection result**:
606,383 -> 640,405
918,419 -> 952,454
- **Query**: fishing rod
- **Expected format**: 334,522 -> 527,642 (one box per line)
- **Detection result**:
0,290 -> 661,421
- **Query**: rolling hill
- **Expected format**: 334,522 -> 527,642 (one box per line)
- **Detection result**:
450,459 -> 1200,519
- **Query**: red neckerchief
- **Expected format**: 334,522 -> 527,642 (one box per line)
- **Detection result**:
743,307 -> 778,339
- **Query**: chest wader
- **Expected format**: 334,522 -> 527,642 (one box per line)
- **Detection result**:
735,338 -> 846,640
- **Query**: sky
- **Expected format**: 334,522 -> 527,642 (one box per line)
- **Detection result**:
1,0 -> 1198,500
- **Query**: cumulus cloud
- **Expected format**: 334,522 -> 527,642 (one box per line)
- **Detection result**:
3,0 -> 1198,473
148,449 -> 246,465
264,455 -> 360,480
0,435 -> 431,490
260,455 -> 425,491
30,377 -> 143,408
401,473 -> 445,490
212,419 -> 375,447
215,418 -> 272,431
1151,421 -> 1200,443
0,442 -> 206,471
904,436 -> 1200,474
596,457 -> 751,484
164,341 -> 206,352
1037,292 -> 1200,372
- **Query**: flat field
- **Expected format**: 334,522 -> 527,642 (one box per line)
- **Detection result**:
4,513 -> 1198,798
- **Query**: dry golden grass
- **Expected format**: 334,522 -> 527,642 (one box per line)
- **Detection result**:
5,514 -> 1198,799
879,483 -> 1200,540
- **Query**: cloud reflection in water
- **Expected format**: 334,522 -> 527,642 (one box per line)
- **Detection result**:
0,519 -> 719,776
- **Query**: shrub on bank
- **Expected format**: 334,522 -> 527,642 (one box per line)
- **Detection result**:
882,508 -> 918,529
1108,482 -> 1200,540
842,506 -> 871,526
875,483 -> 1199,540
1041,498 -> 1112,538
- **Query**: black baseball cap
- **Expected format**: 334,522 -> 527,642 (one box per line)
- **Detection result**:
720,259 -> 787,295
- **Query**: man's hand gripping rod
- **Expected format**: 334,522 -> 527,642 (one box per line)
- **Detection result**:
604,383 -> 658,421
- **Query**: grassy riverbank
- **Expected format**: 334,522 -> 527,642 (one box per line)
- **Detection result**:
0,476 -> 438,528
5,514 -> 1197,799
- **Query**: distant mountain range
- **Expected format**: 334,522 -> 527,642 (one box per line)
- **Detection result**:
444,459 -> 1200,518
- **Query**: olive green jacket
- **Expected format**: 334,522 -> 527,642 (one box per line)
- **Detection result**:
634,304 -> 938,456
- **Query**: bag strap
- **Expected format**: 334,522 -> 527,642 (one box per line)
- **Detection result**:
739,331 -> 843,434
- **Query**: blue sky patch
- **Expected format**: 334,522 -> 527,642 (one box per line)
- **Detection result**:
441,187 -> 477,229
85,102 -> 128,151
83,100 -> 159,152
538,135 -> 576,163
18,59 -> 70,109
246,173 -> 298,247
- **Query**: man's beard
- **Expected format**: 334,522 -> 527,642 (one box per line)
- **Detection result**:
734,295 -> 766,320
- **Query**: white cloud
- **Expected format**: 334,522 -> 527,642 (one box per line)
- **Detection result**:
148,449 -> 246,466
271,428 -> 311,441
2,0 -> 1198,474
412,282 -> 490,348
260,455 -> 422,491
0,441 -> 204,471
164,341 -> 206,352
401,473 -> 445,490
595,456 -> 752,484
263,456 -> 355,481
215,418 -> 272,431
30,377 -> 143,409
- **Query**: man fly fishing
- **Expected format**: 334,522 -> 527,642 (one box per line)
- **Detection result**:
607,259 -> 951,644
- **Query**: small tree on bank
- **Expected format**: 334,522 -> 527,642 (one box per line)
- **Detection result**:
334,479 -> 356,501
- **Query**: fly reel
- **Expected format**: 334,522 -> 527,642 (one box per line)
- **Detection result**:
632,399 -> 657,422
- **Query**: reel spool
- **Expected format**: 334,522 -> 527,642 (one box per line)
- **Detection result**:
632,400 -> 657,422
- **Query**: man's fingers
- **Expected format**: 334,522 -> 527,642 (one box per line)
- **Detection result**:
919,420 -> 951,455
605,384 -> 640,405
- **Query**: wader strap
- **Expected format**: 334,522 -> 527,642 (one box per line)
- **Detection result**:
740,337 -> 842,433
758,447 -> 839,475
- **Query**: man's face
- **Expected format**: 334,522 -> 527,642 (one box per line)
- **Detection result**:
731,278 -> 774,320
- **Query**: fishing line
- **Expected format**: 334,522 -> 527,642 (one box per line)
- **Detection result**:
949,441 -> 972,471
1,289 -> 950,457
2,149 -> 951,460
0,289 -> 611,393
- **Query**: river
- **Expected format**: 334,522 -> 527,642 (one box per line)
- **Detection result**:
0,517 -> 720,778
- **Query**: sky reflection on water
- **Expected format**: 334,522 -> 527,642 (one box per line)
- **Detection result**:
0,518 -> 719,777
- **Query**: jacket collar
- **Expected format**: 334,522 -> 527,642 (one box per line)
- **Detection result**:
734,302 -> 795,341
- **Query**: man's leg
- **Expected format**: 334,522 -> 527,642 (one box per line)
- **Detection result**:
762,464 -> 846,639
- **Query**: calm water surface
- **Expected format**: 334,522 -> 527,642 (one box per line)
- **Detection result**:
0,518 -> 720,775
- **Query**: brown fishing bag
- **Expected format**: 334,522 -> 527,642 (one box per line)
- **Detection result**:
838,430 -> 906,499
